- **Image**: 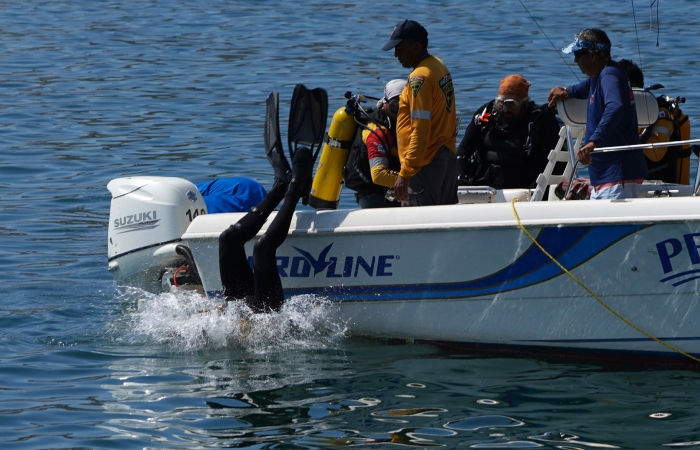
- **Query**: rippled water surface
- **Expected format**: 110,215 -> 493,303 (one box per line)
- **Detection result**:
2,0 -> 700,448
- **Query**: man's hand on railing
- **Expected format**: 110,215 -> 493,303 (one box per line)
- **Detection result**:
577,141 -> 595,165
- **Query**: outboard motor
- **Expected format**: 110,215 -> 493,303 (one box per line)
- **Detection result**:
107,176 -> 207,293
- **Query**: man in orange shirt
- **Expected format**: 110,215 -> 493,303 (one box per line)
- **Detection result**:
382,19 -> 458,206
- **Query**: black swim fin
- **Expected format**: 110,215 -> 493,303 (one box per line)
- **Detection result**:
288,84 -> 328,205
264,91 -> 292,182
288,84 -> 328,163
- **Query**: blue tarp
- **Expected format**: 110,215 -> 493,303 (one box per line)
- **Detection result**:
195,178 -> 267,213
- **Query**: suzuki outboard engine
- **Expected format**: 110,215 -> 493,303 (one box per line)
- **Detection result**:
107,176 -> 207,293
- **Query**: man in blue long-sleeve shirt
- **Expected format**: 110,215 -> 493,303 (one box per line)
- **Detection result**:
548,28 -> 647,200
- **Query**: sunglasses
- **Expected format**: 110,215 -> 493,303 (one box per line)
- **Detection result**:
573,49 -> 590,58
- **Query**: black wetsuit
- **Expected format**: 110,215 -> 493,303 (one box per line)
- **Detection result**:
457,101 -> 560,189
218,177 -> 305,313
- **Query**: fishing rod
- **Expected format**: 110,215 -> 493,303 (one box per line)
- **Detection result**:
516,0 -> 581,82
518,0 -> 657,79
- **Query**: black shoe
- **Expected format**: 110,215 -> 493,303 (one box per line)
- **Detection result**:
288,146 -> 313,198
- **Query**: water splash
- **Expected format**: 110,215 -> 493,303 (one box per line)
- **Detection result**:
108,287 -> 348,353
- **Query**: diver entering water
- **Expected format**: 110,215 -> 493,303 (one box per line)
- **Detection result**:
218,85 -> 327,313
218,148 -> 313,312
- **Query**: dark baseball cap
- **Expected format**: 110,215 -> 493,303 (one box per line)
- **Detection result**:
381,19 -> 428,51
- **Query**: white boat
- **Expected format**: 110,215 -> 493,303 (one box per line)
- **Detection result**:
107,91 -> 700,363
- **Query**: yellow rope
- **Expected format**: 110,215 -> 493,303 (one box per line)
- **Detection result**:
510,198 -> 700,363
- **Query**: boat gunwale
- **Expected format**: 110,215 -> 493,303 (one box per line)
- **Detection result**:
182,199 -> 700,239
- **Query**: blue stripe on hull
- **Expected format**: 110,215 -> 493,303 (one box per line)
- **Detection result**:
285,224 -> 646,301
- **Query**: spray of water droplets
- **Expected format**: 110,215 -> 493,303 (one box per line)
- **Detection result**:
108,287 -> 349,353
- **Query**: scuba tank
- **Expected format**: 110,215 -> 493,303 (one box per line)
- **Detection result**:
666,96 -> 691,185
641,93 -> 692,184
308,92 -> 368,210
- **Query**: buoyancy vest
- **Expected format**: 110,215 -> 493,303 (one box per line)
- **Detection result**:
342,109 -> 399,195
472,101 -> 560,189
641,95 -> 691,184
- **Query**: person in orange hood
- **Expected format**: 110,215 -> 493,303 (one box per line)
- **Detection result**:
457,74 -> 560,189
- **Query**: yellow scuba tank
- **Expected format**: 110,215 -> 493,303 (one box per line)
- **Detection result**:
308,105 -> 358,209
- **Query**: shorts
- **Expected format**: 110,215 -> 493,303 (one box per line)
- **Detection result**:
590,181 -> 642,200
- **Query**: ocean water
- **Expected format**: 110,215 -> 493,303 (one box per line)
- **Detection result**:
2,0 -> 700,448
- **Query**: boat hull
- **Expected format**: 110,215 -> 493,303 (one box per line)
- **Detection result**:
178,198 -> 700,358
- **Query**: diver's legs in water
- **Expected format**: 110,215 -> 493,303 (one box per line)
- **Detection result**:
218,178 -> 288,299
249,147 -> 313,313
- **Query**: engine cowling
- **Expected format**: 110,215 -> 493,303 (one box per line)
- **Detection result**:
107,176 -> 207,258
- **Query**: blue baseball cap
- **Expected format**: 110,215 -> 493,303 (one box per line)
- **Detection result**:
562,36 -> 611,54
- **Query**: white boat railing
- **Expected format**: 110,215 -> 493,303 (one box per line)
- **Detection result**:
592,139 -> 700,153
531,90 -> 698,202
